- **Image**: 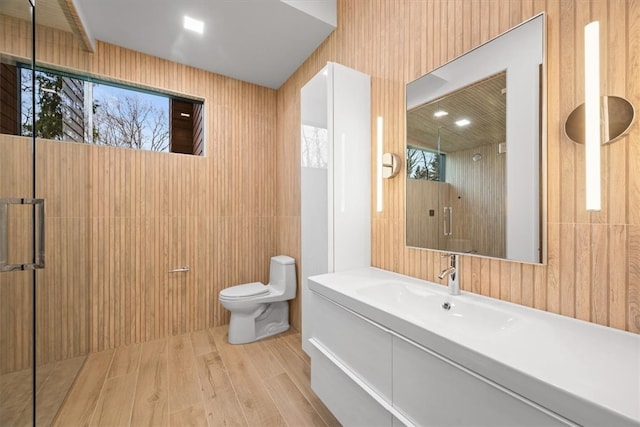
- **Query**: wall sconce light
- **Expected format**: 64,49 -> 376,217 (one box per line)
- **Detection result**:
565,21 -> 636,212
584,21 -> 601,211
376,116 -> 383,212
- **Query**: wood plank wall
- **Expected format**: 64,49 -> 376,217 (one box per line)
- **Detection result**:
0,135 -> 34,374
276,0 -> 639,334
1,13 -> 278,372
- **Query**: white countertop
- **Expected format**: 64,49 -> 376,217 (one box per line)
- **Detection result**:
308,267 -> 640,426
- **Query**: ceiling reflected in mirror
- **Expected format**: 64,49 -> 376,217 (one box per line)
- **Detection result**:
407,72 -> 506,154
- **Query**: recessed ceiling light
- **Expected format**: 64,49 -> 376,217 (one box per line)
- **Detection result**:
433,110 -> 448,118
455,118 -> 471,127
184,16 -> 204,34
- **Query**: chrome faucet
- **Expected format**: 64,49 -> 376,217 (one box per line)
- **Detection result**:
438,253 -> 460,295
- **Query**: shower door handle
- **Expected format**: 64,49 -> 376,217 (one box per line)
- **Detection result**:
443,206 -> 452,236
0,198 -> 45,272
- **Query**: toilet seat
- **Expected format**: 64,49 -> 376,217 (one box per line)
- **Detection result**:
220,282 -> 270,300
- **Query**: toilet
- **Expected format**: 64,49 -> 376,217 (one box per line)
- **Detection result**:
219,255 -> 296,344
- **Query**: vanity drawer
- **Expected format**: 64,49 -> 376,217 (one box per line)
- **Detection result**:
311,291 -> 393,402
392,336 -> 573,427
310,341 -> 392,427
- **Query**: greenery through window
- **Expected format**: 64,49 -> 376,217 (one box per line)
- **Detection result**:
406,146 -> 445,181
14,65 -> 203,155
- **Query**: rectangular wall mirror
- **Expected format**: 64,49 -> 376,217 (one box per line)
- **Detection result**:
406,14 -> 546,264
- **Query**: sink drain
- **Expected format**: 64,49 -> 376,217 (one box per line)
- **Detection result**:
442,301 -> 452,310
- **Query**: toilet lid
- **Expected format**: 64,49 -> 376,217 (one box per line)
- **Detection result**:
220,282 -> 269,299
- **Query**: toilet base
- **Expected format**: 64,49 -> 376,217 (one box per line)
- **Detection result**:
227,301 -> 290,344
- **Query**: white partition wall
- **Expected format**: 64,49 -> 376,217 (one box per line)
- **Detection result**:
301,62 -> 371,354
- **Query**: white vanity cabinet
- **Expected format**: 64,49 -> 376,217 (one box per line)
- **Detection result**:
300,62 -> 371,355
308,287 -> 574,427
307,269 -> 640,427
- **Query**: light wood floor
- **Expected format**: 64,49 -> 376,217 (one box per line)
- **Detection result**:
0,356 -> 86,427
52,326 -> 339,426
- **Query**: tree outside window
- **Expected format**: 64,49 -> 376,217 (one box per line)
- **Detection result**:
406,146 -> 444,181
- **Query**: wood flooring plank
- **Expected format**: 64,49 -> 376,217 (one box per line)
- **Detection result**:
190,328 -> 217,357
244,337 -> 286,381
191,328 -> 247,427
89,371 -> 137,427
191,329 -> 250,425
268,334 -> 340,427
35,362 -> 57,392
53,349 -> 114,427
107,343 -> 142,378
265,372 -> 327,427
0,368 -> 32,427
131,339 -> 169,427
169,405 -> 207,427
280,331 -> 310,364
211,327 -> 286,427
35,356 -> 86,427
5,359 -> 53,424
167,334 -> 203,416
193,349 -> 247,427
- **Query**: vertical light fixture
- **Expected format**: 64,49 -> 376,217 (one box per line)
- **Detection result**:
376,116 -> 383,212
340,134 -> 346,213
585,21 -> 601,211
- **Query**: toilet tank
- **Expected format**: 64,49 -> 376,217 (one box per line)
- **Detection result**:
269,255 -> 296,299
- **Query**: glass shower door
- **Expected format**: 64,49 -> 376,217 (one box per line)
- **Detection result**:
0,1 -> 39,425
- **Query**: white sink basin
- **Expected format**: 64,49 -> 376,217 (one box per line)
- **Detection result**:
432,298 -> 520,334
356,281 -> 437,312
356,281 -> 519,336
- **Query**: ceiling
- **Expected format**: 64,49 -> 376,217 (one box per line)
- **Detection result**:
406,72 -> 507,154
2,0 -> 336,89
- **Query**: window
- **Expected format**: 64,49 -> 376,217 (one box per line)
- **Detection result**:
406,146 -> 445,181
1,63 -> 204,155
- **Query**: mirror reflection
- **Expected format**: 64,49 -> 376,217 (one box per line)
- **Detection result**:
406,14 -> 545,264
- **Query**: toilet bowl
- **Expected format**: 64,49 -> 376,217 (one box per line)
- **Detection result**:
219,255 -> 296,344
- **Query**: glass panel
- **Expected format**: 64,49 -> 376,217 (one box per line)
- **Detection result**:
30,5 -> 91,427
0,0 -> 35,425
